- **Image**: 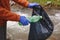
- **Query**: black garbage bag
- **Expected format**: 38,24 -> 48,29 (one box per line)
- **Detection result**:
28,5 -> 54,40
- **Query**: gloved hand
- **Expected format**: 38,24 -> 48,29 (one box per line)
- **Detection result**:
19,16 -> 29,25
28,3 -> 39,8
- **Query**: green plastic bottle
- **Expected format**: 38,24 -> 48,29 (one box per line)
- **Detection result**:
18,15 -> 42,26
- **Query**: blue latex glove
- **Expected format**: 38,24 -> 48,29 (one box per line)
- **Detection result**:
19,16 -> 29,25
28,3 -> 39,8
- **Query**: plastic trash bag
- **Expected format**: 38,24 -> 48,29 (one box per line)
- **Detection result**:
28,5 -> 54,40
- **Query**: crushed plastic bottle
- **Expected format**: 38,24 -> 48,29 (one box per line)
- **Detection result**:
18,15 -> 42,26
27,15 -> 42,22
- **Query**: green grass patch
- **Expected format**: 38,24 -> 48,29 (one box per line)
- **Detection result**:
29,0 -> 60,6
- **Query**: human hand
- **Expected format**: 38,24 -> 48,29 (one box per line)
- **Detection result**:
28,3 -> 39,8
19,16 -> 29,25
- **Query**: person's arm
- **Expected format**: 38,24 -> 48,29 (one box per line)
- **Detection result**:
13,0 -> 29,7
0,6 -> 20,21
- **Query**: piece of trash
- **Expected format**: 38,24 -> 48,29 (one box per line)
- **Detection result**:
18,15 -> 42,26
